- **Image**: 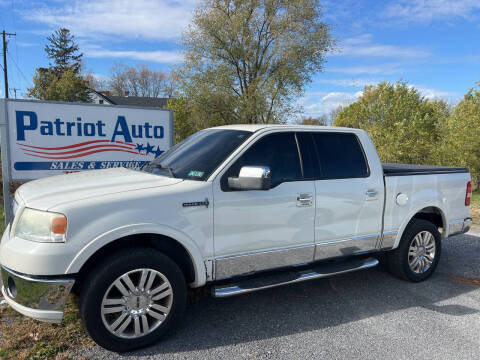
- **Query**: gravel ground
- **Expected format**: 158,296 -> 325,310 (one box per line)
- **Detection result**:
65,227 -> 480,360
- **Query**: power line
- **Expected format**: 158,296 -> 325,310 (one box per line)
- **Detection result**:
11,0 -> 21,90
7,51 -> 29,86
7,0 -> 28,97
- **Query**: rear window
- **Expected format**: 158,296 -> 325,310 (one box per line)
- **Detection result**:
312,132 -> 369,179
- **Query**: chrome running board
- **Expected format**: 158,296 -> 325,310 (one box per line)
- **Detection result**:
213,257 -> 379,298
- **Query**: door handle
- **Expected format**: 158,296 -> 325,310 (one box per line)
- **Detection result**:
366,189 -> 378,197
297,193 -> 313,207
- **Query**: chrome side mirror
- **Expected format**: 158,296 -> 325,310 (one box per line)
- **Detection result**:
228,166 -> 271,191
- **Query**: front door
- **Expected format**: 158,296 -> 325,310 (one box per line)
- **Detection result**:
212,131 -> 316,279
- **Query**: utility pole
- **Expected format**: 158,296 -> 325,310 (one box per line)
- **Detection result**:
9,87 -> 20,99
2,30 -> 16,99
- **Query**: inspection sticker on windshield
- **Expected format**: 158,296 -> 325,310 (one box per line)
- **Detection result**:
188,170 -> 204,178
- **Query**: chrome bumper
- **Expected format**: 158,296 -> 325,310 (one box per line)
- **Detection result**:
449,217 -> 473,237
0,266 -> 74,323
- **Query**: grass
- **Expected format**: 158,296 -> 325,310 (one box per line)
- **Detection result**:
0,297 -> 92,360
0,209 -> 4,236
471,189 -> 480,225
0,204 -> 92,359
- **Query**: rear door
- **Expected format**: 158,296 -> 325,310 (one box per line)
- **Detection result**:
311,131 -> 384,260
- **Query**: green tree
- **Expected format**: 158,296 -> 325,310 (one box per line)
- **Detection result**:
45,28 -> 83,75
27,28 -> 91,102
167,97 -> 195,143
28,68 -> 92,102
167,96 -> 231,143
436,82 -> 480,187
180,0 -> 334,124
334,81 -> 450,165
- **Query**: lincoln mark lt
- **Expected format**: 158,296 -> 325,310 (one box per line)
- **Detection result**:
0,125 -> 472,351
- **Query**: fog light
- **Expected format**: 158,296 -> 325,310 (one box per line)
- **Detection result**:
7,277 -> 17,298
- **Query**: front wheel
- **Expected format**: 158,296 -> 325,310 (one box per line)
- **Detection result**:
387,219 -> 442,282
79,248 -> 187,352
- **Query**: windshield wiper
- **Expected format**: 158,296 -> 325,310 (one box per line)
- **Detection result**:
164,166 -> 175,178
149,162 -> 175,178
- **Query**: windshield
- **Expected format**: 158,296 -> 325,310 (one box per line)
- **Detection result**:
142,129 -> 252,181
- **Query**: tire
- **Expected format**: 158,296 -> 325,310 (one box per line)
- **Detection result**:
387,219 -> 441,282
79,248 -> 187,352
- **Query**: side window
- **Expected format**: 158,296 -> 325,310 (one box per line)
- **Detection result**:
296,132 -> 320,180
222,132 -> 302,190
312,132 -> 369,179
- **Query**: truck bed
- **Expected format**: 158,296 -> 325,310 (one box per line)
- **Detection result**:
383,163 -> 469,176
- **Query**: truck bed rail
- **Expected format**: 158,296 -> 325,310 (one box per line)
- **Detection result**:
383,163 -> 469,177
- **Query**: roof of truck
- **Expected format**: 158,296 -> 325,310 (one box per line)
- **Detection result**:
212,124 -> 362,133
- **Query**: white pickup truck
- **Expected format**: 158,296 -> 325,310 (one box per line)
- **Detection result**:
0,125 -> 472,351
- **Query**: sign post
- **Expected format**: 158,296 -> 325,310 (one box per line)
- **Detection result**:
0,99 -> 13,224
0,99 -> 173,224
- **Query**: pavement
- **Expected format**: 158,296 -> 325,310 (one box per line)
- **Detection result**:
65,226 -> 480,360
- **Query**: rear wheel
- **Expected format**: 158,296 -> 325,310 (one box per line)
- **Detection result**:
79,248 -> 187,352
387,219 -> 441,282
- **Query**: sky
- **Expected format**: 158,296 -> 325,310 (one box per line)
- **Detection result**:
0,0 -> 479,119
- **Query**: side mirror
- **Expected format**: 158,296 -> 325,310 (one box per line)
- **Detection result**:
228,166 -> 271,191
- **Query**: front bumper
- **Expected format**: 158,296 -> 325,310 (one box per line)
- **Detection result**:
1,266 -> 74,323
448,217 -> 473,237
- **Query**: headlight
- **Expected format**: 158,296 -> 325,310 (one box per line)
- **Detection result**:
12,199 -> 18,217
11,208 -> 67,243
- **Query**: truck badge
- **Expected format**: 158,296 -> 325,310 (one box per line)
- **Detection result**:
182,198 -> 209,208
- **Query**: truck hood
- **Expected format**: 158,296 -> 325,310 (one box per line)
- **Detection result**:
15,168 -> 183,210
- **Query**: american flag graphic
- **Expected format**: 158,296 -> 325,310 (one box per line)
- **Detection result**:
18,140 -> 144,160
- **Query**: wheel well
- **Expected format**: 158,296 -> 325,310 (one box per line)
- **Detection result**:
73,234 -> 196,294
410,207 -> 445,233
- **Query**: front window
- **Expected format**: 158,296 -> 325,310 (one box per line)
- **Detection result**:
142,129 -> 252,181
221,132 -> 303,190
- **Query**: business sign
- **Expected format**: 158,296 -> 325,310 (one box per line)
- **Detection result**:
1,99 -> 173,180
0,99 -> 173,224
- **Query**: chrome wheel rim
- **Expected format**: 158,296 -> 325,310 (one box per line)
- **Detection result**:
101,268 -> 173,339
408,231 -> 436,274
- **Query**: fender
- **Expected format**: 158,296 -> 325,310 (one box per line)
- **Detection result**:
65,223 -> 207,287
392,201 -> 447,249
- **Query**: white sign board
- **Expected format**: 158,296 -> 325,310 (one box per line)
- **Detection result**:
2,99 -> 173,180
0,99 -> 173,223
